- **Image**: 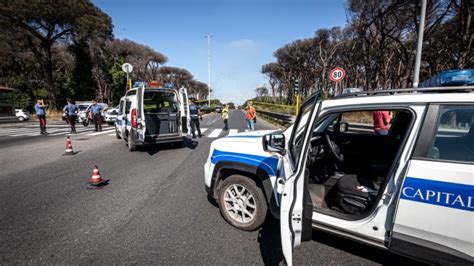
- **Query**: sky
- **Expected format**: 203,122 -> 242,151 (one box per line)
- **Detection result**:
93,0 -> 348,104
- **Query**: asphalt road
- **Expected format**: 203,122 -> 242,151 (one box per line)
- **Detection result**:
0,110 -> 420,265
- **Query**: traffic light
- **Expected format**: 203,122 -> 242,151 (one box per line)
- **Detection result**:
293,78 -> 300,93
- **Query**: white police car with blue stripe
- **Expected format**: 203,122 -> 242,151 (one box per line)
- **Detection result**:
204,86 -> 474,265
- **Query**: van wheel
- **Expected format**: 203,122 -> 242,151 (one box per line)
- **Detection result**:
128,138 -> 137,151
115,126 -> 121,139
218,175 -> 267,231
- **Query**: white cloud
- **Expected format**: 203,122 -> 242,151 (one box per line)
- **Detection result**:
228,39 -> 258,50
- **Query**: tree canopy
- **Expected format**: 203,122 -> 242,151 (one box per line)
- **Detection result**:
0,0 -> 208,109
260,0 -> 473,103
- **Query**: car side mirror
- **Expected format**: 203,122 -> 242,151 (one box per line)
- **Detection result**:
263,133 -> 286,154
338,122 -> 349,133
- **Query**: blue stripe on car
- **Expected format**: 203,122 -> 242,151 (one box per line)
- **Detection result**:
211,149 -> 279,176
401,177 -> 473,212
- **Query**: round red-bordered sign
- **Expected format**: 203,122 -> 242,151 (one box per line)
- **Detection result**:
329,67 -> 346,82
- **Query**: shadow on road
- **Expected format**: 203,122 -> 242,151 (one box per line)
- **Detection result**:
138,138 -> 199,156
310,229 -> 426,265
258,218 -> 285,265
256,218 -> 425,265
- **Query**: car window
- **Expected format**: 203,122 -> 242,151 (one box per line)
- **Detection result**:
289,96 -> 317,166
339,111 -> 396,136
426,105 -> 474,163
125,101 -> 132,114
118,101 -> 124,115
144,91 -> 178,113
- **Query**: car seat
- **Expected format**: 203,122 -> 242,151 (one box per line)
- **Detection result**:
336,175 -> 378,214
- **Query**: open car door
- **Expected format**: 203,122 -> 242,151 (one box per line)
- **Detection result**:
137,83 -> 146,141
178,87 -> 190,135
280,93 -> 322,265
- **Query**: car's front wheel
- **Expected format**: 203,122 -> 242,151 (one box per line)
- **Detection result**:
218,175 -> 267,231
18,116 -> 25,122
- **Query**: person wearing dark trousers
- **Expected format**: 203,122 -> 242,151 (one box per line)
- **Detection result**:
222,104 -> 229,130
90,100 -> 104,132
34,99 -> 48,134
189,102 -> 202,138
63,99 -> 78,133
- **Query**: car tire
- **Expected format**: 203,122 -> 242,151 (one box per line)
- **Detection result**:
115,127 -> 121,139
217,175 -> 267,231
127,132 -> 137,151
18,116 -> 24,122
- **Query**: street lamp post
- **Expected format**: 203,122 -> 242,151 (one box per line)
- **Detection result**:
205,34 -> 212,106
413,0 -> 427,88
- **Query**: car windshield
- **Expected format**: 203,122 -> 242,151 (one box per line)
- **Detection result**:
78,105 -> 89,111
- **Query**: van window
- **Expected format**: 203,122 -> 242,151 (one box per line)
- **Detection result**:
125,101 -> 132,114
118,101 -> 124,115
143,91 -> 178,113
426,105 -> 474,162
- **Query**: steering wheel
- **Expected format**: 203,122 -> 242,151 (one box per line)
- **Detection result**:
324,133 -> 344,162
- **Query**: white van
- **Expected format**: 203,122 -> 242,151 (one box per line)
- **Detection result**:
115,83 -> 191,151
204,86 -> 474,265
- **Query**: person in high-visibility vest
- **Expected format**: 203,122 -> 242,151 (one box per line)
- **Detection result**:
222,104 -> 229,130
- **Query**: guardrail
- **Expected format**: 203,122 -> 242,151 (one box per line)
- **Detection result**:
257,110 -> 294,126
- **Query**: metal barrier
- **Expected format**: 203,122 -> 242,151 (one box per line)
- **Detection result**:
257,110 -> 295,125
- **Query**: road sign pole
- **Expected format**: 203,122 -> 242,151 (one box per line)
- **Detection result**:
126,72 -> 129,91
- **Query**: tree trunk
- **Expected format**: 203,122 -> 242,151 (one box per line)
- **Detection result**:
43,44 -> 57,108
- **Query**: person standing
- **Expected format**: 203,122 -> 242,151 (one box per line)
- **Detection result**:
245,101 -> 256,131
63,99 -> 78,133
34,99 -> 48,134
189,102 -> 202,138
373,110 -> 392,135
90,100 -> 104,132
222,104 -> 229,130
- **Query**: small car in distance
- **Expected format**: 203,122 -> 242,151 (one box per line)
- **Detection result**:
215,106 -> 222,113
15,109 -> 31,121
104,106 -> 119,125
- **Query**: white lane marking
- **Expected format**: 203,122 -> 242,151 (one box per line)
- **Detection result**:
86,129 -> 115,136
0,128 -> 43,134
208,129 -> 223,138
200,128 -> 208,133
229,129 -> 238,135
108,133 -> 116,136
9,131 -> 41,137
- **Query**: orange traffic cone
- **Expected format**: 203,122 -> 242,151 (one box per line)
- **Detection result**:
63,136 -> 75,155
87,166 -> 108,189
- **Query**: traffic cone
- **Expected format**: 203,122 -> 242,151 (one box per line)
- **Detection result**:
63,136 -> 76,155
87,166 -> 108,189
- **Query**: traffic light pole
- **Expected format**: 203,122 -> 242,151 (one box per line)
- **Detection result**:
295,93 -> 300,116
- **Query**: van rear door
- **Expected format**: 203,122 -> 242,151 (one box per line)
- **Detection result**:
137,84 -> 146,142
178,87 -> 190,135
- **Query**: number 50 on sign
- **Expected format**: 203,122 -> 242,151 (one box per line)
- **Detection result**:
330,67 -> 346,82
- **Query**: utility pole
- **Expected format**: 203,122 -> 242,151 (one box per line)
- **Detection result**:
205,34 -> 212,106
413,0 -> 427,88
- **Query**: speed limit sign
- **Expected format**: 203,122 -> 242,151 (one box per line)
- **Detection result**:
329,67 -> 345,82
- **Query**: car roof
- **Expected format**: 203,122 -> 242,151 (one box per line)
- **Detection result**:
323,88 -> 474,109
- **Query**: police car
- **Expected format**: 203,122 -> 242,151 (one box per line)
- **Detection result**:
115,81 -> 191,151
204,86 -> 474,265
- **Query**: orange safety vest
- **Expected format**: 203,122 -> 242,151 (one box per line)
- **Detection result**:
246,106 -> 256,120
